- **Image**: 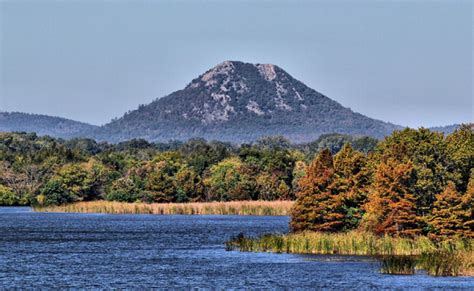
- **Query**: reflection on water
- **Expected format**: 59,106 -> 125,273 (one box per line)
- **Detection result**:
0,207 -> 472,288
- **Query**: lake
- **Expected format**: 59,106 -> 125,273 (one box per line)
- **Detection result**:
0,207 -> 472,289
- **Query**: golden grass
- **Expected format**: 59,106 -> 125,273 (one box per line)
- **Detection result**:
418,250 -> 474,276
34,200 -> 294,216
226,231 -> 474,276
226,231 -> 463,256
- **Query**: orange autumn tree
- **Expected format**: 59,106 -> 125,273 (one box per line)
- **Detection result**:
429,171 -> 473,239
290,149 -> 345,232
463,172 -> 474,236
428,182 -> 472,238
361,159 -> 421,237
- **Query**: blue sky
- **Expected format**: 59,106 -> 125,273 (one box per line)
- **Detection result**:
0,0 -> 472,127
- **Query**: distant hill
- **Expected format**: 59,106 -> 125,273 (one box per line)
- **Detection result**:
0,112 -> 98,139
1,61 -> 465,143
428,124 -> 461,135
95,61 -> 401,143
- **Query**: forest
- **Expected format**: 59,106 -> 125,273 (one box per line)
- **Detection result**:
0,125 -> 473,239
0,132 -> 375,206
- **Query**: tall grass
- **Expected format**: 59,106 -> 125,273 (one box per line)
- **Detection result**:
225,231 -> 474,276
418,250 -> 474,276
380,255 -> 417,275
34,200 -> 294,216
225,231 -> 457,255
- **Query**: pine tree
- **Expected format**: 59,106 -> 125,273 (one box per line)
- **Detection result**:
290,149 -> 345,232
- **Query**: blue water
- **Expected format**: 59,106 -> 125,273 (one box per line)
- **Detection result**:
0,207 -> 472,289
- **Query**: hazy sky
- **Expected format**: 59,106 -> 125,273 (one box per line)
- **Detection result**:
1,0 -> 472,127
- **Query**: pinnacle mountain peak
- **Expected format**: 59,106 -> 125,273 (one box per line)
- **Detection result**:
94,61 -> 400,142
1,61 -> 405,143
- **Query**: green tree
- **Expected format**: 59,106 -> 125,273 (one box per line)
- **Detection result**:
446,124 -> 474,192
204,157 -> 253,201
174,165 -> 204,202
374,128 -> 449,217
106,177 -> 142,202
0,185 -> 19,206
333,144 -> 370,230
145,161 -> 177,202
38,180 -> 72,205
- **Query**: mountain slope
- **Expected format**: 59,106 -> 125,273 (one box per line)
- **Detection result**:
0,112 -> 98,139
97,61 -> 400,142
428,124 -> 461,135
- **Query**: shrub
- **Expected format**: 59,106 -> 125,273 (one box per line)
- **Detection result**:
0,185 -> 19,206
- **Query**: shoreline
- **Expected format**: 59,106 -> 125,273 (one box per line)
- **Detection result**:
33,200 -> 294,216
225,231 -> 474,276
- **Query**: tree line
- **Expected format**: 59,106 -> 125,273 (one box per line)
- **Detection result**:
1,125 -> 472,239
0,132 -> 375,206
291,125 -> 473,239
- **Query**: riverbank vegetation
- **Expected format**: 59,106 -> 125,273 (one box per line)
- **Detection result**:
0,132 -> 378,206
35,200 -> 293,216
1,124 -> 473,275
225,124 -> 473,276
226,232 -> 473,276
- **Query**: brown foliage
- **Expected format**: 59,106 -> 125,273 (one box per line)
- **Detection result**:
290,149 -> 345,232
361,159 -> 421,237
429,172 -> 473,239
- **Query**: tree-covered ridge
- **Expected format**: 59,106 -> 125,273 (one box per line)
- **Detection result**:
0,112 -> 98,139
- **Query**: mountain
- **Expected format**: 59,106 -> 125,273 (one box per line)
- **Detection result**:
429,124 -> 461,135
96,61 -> 400,143
0,112 -> 98,139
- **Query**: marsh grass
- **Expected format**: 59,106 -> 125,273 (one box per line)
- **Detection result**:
418,250 -> 474,276
226,231 -> 449,255
34,200 -> 294,216
380,255 -> 416,275
226,231 -> 474,276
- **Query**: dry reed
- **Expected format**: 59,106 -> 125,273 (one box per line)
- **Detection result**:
34,200 -> 294,216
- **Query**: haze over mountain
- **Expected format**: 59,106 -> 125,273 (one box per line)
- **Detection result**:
0,61 -> 464,143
